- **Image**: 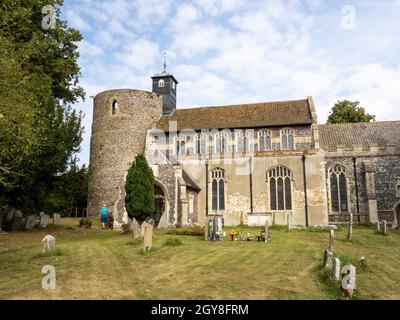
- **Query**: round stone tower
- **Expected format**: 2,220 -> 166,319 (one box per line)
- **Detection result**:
87,89 -> 163,225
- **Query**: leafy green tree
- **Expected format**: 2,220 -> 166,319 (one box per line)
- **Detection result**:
327,100 -> 375,124
125,154 -> 155,223
0,0 -> 85,211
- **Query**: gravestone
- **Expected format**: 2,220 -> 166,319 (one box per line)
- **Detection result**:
11,217 -> 22,232
323,249 -> 333,268
6,208 -> 15,222
332,257 -> 341,281
132,218 -> 141,240
376,221 -> 381,232
264,221 -> 269,243
26,215 -> 36,230
341,264 -> 356,298
207,215 -> 223,241
143,224 -> 153,252
53,214 -> 61,226
382,220 -> 387,235
42,235 -> 56,252
140,221 -> 148,239
40,214 -> 49,228
328,229 -> 335,252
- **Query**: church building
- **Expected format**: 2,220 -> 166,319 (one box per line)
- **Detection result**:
87,67 -> 400,228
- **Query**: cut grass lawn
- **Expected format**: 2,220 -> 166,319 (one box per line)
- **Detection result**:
0,218 -> 399,300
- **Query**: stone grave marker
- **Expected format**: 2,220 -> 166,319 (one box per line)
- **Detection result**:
323,249 -> 333,268
332,257 -> 341,281
26,215 -> 36,230
40,214 -> 49,228
6,208 -> 15,222
11,216 -> 22,232
382,220 -> 387,235
328,229 -> 334,252
42,235 -> 56,252
376,222 -> 381,232
132,218 -> 141,240
143,223 -> 153,252
341,264 -> 356,298
53,214 -> 61,226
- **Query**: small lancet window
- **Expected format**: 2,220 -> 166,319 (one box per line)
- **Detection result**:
112,100 -> 118,115
158,79 -> 165,88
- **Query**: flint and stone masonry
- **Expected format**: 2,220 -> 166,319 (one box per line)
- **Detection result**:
88,70 -> 400,229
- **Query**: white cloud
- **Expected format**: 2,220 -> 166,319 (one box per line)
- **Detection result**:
114,38 -> 160,70
66,10 -> 92,31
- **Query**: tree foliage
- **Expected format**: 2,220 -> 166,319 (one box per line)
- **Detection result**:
0,0 -> 85,212
326,100 -> 375,124
125,154 -> 155,223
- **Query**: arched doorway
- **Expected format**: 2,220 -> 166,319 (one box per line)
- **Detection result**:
153,180 -> 169,227
154,184 -> 165,225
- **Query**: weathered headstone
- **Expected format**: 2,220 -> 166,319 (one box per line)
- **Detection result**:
11,216 -> 22,232
359,256 -> 367,270
341,264 -> 356,298
26,215 -> 36,230
376,221 -> 381,232
143,224 -> 153,251
6,208 -> 15,222
40,214 -> 49,228
382,220 -> 387,235
131,218 -> 141,240
323,249 -> 333,268
53,214 -> 61,226
332,257 -> 341,281
42,235 -> 56,252
140,221 -> 147,239
328,229 -> 335,252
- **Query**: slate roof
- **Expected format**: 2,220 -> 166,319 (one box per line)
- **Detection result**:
155,98 -> 316,132
318,121 -> 400,150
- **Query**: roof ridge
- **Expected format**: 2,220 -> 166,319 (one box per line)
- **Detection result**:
319,120 -> 400,126
175,98 -> 309,112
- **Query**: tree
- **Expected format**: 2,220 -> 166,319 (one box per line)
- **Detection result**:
327,100 -> 375,124
0,0 -> 85,211
125,154 -> 155,223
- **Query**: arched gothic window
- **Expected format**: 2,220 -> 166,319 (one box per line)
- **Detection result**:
211,168 -> 225,211
158,79 -> 165,88
198,133 -> 208,155
235,130 -> 244,152
111,100 -> 118,115
329,164 -> 348,212
176,135 -> 186,156
268,166 -> 292,211
281,128 -> 294,150
258,129 -> 272,151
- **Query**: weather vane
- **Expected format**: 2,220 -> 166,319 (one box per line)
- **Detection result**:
163,51 -> 167,72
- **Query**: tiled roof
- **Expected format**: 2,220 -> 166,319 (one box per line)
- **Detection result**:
155,98 -> 315,132
319,121 -> 400,150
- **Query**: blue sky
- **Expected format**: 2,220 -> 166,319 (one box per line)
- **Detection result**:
61,0 -> 400,165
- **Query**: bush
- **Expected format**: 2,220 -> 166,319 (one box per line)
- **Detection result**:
79,217 -> 92,229
166,226 -> 204,236
164,238 -> 183,246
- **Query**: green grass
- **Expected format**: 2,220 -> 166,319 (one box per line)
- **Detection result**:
0,218 -> 399,300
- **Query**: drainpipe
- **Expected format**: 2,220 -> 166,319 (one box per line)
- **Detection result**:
249,157 -> 254,214
302,154 -> 309,227
353,157 -> 360,223
205,159 -> 209,216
